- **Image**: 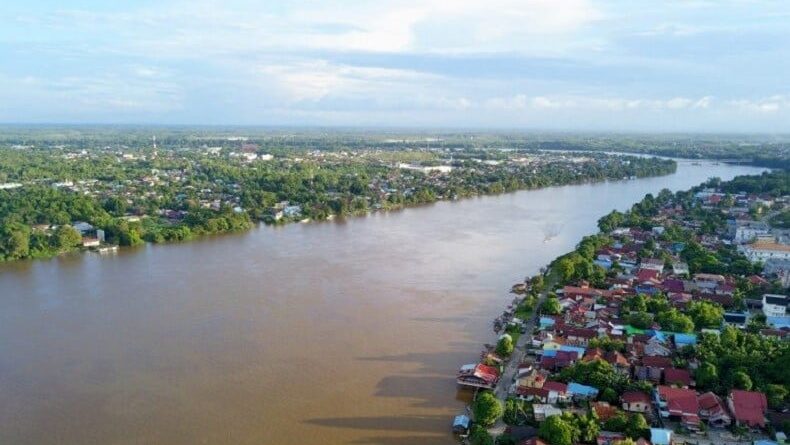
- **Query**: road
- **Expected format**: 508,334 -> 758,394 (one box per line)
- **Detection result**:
488,279 -> 552,435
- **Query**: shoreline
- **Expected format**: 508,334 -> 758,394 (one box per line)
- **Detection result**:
0,159 -> 677,265
453,168 -> 788,445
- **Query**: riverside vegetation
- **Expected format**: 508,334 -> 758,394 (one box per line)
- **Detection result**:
0,129 -> 678,262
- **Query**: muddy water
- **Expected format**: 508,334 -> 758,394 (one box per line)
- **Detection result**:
0,161 -> 765,444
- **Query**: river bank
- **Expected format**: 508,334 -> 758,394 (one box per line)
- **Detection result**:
456,169 -> 787,445
0,161 -> 766,445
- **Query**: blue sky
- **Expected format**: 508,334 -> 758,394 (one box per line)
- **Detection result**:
1,0 -> 789,131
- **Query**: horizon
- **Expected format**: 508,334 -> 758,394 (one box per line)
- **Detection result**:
1,1 -> 789,132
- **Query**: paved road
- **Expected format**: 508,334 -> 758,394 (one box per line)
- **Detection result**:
488,281 -> 551,435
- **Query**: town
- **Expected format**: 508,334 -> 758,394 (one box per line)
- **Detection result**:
454,171 -> 789,445
0,132 -> 677,262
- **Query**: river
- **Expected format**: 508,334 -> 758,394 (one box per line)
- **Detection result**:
0,160 -> 766,445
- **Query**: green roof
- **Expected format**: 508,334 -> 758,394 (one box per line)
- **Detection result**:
625,325 -> 646,335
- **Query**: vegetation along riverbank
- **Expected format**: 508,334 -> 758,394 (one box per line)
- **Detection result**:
0,130 -> 677,262
455,170 -> 789,445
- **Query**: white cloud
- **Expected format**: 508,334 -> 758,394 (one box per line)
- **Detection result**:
259,60 -> 441,102
729,95 -> 788,113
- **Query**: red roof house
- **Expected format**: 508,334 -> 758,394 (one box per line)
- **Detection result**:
657,386 -> 700,430
727,390 -> 767,429
697,392 -> 731,427
664,368 -> 692,388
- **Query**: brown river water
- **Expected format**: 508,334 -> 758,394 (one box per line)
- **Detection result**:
0,160 -> 765,445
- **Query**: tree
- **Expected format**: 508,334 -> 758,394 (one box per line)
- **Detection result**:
766,384 -> 788,409
732,371 -> 753,390
688,301 -> 724,329
541,296 -> 562,315
52,225 -> 82,250
496,335 -> 514,357
599,387 -> 619,404
576,413 -> 600,443
625,413 -> 649,439
503,398 -> 528,425
603,412 -> 628,433
473,392 -> 503,427
694,362 -> 719,391
538,415 -> 575,445
655,308 -> 694,333
470,425 -> 494,445
0,222 -> 30,260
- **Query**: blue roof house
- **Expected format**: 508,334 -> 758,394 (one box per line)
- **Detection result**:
567,382 -> 599,399
650,428 -> 673,445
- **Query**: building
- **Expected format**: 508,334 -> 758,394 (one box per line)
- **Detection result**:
697,392 -> 731,427
664,368 -> 692,388
621,391 -> 652,414
733,221 -> 770,244
456,363 -> 500,389
650,428 -> 673,445
656,386 -> 700,430
739,241 -> 790,263
727,390 -> 768,429
723,312 -> 748,328
533,404 -> 563,421
762,294 -> 788,317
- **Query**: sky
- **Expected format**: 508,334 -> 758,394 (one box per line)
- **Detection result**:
1,0 -> 789,131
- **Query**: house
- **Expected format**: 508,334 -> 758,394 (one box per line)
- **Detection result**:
724,312 -> 748,328
692,273 -> 726,292
763,294 -> 788,317
656,386 -> 700,430
636,356 -> 672,382
664,368 -> 692,388
517,370 -> 549,389
644,337 -> 672,357
543,381 -> 570,403
567,382 -> 599,400
672,262 -> 690,276
533,404 -> 563,421
597,431 -> 626,445
541,350 -> 578,371
621,391 -> 652,414
673,333 -> 697,349
592,402 -> 619,422
697,392 -> 731,427
519,381 -> 569,404
457,363 -> 500,389
452,415 -> 471,435
641,258 -> 665,272
727,390 -> 768,429
564,328 -> 597,346
650,428 -> 673,445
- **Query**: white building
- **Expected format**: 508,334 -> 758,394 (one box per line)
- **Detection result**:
733,221 -> 769,244
762,294 -> 787,317
739,241 -> 790,263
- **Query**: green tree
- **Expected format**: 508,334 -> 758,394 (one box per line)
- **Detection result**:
541,296 -> 562,315
625,413 -> 649,439
470,425 -> 494,445
694,362 -> 719,391
766,384 -> 788,409
0,222 -> 30,260
52,225 -> 82,250
688,301 -> 724,329
732,371 -> 753,390
496,335 -> 514,357
603,412 -> 628,433
538,415 -> 575,445
473,392 -> 503,427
